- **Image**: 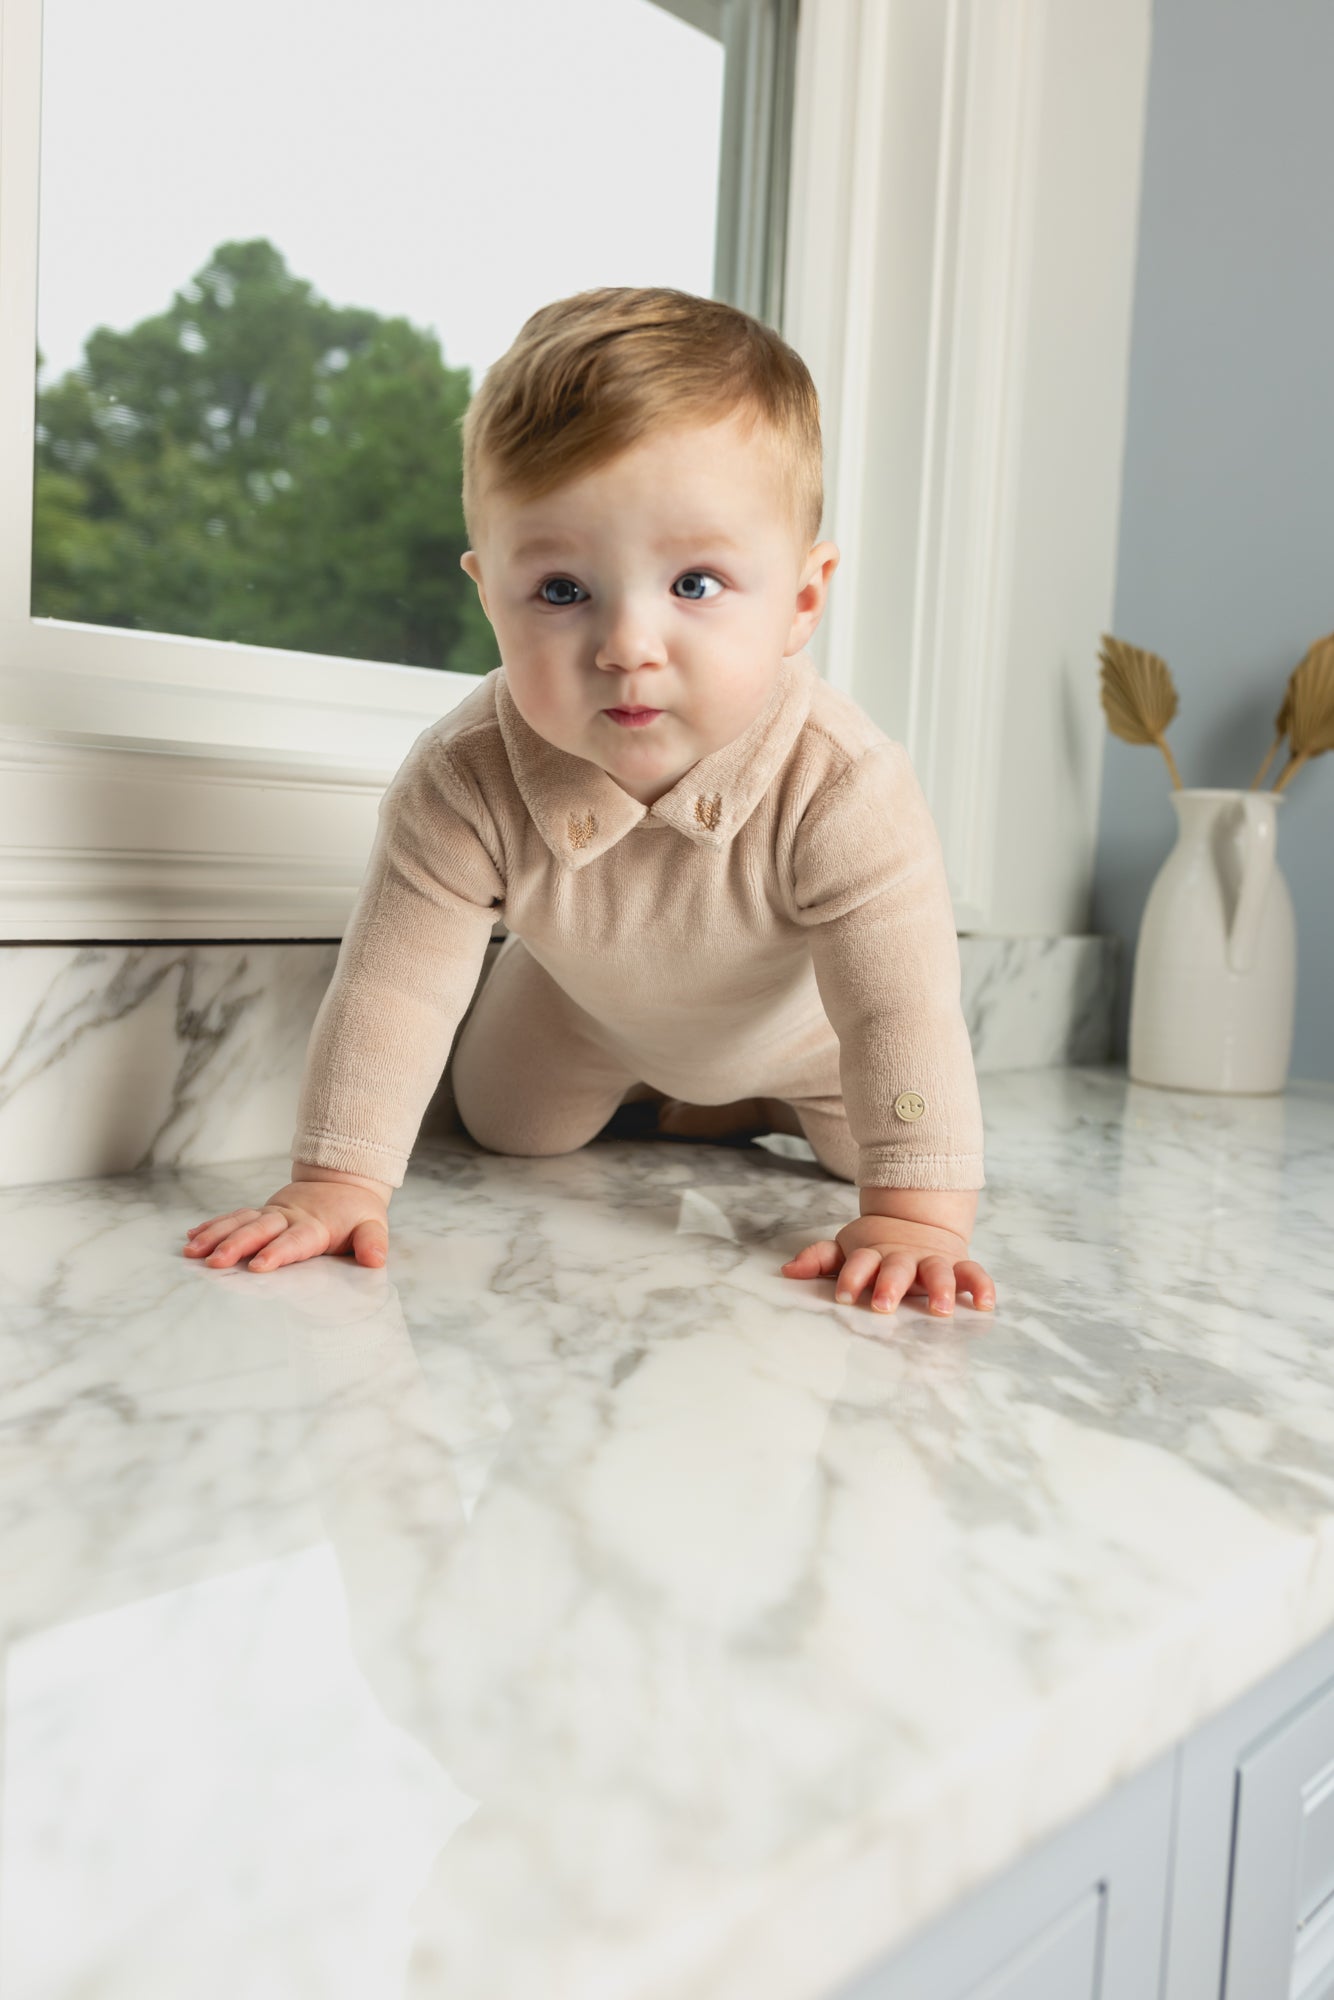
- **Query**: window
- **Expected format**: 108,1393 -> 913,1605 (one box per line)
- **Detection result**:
1,0 -> 797,765
29,0 -> 726,681
1,0 -> 1153,941
0,0 -> 805,935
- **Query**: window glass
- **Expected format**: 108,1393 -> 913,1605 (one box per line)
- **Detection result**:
31,0 -> 724,676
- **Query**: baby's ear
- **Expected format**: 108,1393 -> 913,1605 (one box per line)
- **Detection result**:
459,550 -> 488,613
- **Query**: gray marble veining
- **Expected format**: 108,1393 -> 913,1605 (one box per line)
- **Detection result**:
0,942 -> 340,1186
2,1065 -> 1332,1999
959,931 -> 1120,1068
0,934 -> 1119,1188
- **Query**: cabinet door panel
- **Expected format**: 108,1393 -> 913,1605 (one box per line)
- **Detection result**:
832,1750 -> 1172,2000
965,1889 -> 1102,2000
1297,1754 -> 1334,1928
1165,1625 -> 1334,2000
1225,1677 -> 1334,2000
1294,1898 -> 1334,2000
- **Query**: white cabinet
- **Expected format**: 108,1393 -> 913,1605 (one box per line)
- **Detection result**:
835,1748 -> 1174,2000
836,1622 -> 1334,2000
1225,1676 -> 1334,1999
961,1893 -> 1102,2000
1164,1626 -> 1334,2000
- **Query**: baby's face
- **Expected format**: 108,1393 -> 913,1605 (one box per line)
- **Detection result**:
460,410 -> 839,806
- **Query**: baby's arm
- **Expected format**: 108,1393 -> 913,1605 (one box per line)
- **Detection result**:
782,741 -> 996,1317
183,729 -> 503,1273
291,736 -> 504,1190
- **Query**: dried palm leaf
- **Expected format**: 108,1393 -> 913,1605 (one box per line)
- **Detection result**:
1097,635 -> 1183,789
1249,676 -> 1295,790
1273,632 -> 1334,795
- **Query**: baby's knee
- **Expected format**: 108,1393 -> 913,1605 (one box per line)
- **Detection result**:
454,1078 -> 610,1161
454,1100 -> 579,1160
782,1098 -> 858,1182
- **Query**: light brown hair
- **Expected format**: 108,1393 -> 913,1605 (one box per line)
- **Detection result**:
460,286 -> 824,552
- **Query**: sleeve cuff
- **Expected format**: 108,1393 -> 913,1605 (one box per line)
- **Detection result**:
290,1129 -> 409,1189
856,1150 -> 986,1191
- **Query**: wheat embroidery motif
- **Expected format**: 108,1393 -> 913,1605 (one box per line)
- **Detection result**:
694,793 -> 723,832
568,810 -> 597,850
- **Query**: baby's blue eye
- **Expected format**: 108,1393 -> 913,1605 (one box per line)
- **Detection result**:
675,572 -> 722,601
539,577 -> 586,607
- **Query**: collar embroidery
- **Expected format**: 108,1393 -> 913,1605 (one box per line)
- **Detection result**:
493,654 -> 817,871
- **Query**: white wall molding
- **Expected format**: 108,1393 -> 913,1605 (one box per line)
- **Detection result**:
906,0 -> 1048,930
784,0 -> 1152,932
781,0 -> 888,700
0,731 -> 383,938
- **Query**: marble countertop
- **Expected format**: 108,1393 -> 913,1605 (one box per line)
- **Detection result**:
4,1064 -> 1334,2000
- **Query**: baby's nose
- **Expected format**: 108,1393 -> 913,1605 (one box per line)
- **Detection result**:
593,604 -> 669,673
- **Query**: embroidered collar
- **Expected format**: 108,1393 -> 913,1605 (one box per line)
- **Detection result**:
493,653 -> 817,871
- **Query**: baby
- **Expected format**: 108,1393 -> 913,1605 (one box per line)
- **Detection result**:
185,287 -> 997,1319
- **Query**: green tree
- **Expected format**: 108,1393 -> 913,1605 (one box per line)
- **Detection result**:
32,238 -> 496,677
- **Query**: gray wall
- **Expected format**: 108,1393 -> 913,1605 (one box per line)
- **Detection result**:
1091,0 -> 1334,1083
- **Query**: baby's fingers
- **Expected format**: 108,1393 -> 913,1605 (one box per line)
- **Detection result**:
780,1239 -> 842,1279
840,1247 -> 915,1308
199,1211 -> 293,1268
349,1218 -> 388,1268
954,1259 -> 997,1310
249,1217 -> 332,1272
184,1207 -> 263,1256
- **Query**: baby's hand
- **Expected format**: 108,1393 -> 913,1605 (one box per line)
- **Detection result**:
182,1172 -> 390,1273
780,1213 -> 996,1317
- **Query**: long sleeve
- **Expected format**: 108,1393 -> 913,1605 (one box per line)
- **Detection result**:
290,728 -> 505,1187
788,739 -> 985,1190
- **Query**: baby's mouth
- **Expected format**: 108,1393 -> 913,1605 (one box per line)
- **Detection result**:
603,704 -> 663,727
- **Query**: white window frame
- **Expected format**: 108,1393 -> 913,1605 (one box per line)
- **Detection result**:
0,0 -> 737,770
788,0 -> 1153,935
0,0 -> 1152,940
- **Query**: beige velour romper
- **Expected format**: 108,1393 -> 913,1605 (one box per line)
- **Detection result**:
290,651 -> 986,1193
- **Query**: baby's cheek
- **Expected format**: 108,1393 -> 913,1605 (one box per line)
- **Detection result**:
505,673 -> 566,744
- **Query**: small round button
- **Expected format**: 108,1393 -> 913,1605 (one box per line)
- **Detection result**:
894,1091 -> 926,1122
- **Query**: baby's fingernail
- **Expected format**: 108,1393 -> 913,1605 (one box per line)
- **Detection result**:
836,1291 -> 851,1303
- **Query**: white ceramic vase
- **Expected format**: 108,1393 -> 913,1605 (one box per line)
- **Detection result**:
1128,789 -> 1296,1094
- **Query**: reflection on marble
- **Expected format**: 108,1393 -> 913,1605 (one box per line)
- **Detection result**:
0,933 -> 1118,1189
2,1066 -> 1333,1999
